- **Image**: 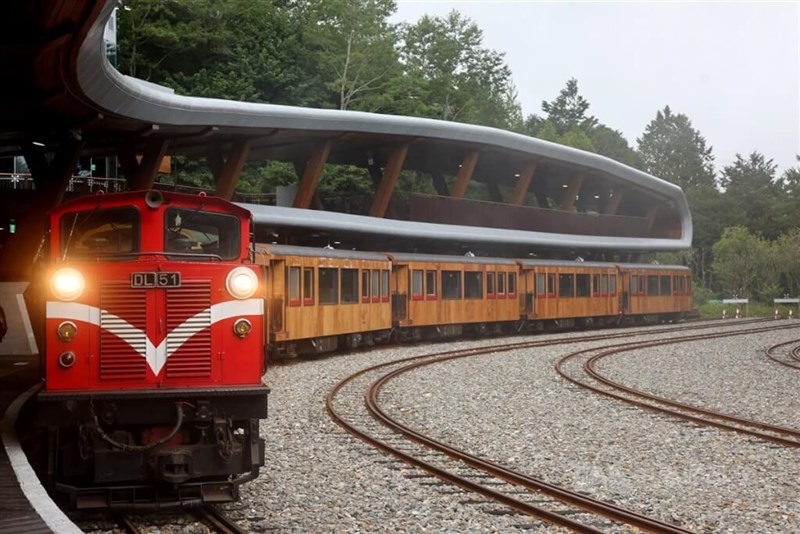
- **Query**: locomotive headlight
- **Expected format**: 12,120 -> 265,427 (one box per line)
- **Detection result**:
57,321 -> 78,342
51,268 -> 85,301
233,318 -> 252,338
58,351 -> 76,368
226,267 -> 258,299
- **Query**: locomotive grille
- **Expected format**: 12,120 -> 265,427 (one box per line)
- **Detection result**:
165,280 -> 212,379
100,283 -> 148,380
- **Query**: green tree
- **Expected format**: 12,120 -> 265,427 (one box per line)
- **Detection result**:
525,79 -> 639,167
720,152 -> 784,239
774,228 -> 800,297
637,106 -> 716,190
308,0 -> 399,110
712,226 -> 777,300
398,11 -> 522,129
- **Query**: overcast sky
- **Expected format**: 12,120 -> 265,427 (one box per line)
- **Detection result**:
391,1 -> 799,175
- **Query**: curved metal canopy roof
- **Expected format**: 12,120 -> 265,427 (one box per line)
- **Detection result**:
1,0 -> 692,254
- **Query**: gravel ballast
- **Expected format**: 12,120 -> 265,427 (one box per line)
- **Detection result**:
229,320 -> 800,533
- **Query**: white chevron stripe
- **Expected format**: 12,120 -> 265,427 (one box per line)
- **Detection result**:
46,299 -> 263,376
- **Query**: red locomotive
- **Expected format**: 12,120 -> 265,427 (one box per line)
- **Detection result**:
36,190 -> 268,509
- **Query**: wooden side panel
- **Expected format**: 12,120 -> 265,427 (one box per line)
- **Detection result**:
525,265 -> 620,320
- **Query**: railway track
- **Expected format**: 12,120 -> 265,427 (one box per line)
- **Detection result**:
764,338 -> 800,369
556,321 -> 800,448
112,506 -> 248,534
326,320 -> 765,532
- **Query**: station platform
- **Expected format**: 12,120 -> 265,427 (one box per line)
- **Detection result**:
0,354 -> 80,533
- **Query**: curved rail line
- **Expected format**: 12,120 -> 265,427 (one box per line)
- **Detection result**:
325,322 -> 755,532
764,338 -> 800,369
556,322 -> 800,448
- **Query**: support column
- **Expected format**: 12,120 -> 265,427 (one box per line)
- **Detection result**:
211,139 -> 251,200
431,171 -> 449,196
560,175 -> 584,211
368,144 -> 409,217
293,141 -> 332,209
450,149 -> 480,199
1,140 -> 84,278
646,205 -> 659,231
118,139 -> 169,191
510,161 -> 537,206
604,190 -> 623,215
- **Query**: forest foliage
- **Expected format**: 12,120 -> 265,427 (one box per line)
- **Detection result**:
117,0 -> 800,302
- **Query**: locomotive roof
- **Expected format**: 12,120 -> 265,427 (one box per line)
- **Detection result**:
51,190 -> 252,220
255,244 -> 390,262
386,252 -> 518,266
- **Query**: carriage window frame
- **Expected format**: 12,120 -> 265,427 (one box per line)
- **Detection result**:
425,270 -> 438,301
411,269 -> 424,301
361,270 -> 370,303
442,270 -> 462,300
381,270 -> 390,302
507,273 -> 517,298
487,272 -> 496,299
288,266 -> 301,307
576,273 -> 590,298
371,269 -> 380,303
341,268 -> 359,304
660,275 -> 671,296
609,274 -> 617,296
464,271 -> 483,300
319,267 -> 339,305
303,267 -> 314,306
559,273 -> 574,298
592,274 -> 601,297
647,275 -> 660,296
497,272 -> 506,299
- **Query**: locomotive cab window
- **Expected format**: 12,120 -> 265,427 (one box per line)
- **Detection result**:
165,208 -> 240,259
60,207 -> 140,260
464,272 -> 483,299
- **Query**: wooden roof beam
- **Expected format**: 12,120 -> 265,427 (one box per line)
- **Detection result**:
119,139 -> 169,191
604,189 -> 623,215
369,144 -> 410,218
450,149 -> 480,199
560,174 -> 584,211
510,161 -> 537,206
212,138 -> 251,200
293,141 -> 333,210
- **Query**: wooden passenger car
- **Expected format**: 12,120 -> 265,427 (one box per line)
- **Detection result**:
254,244 -> 392,355
517,260 -> 620,326
387,252 -> 520,336
617,263 -> 693,319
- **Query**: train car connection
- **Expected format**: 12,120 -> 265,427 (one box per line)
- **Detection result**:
252,245 -> 693,357
36,190 -> 269,510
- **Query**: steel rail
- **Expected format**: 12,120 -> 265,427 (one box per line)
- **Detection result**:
325,322 -> 752,532
555,323 -> 800,447
764,338 -> 800,369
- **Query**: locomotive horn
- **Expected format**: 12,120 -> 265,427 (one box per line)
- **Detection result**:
145,189 -> 164,209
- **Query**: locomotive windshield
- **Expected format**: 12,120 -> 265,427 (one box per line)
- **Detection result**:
164,207 -> 240,260
60,207 -> 139,260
